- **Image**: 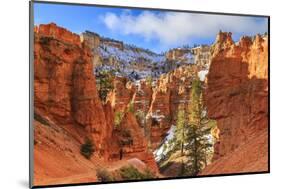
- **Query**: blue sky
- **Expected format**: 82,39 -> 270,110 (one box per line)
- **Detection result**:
34,2 -> 268,53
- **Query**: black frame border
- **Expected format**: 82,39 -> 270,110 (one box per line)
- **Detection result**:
29,0 -> 270,188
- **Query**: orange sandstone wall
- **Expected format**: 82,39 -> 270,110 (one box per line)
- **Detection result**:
34,23 -> 159,175
34,23 -> 112,155
201,32 -> 268,174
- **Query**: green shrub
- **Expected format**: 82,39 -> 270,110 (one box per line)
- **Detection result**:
114,111 -> 124,128
127,101 -> 134,113
142,168 -> 154,179
97,71 -> 114,102
80,138 -> 94,159
39,37 -> 51,45
145,76 -> 153,86
119,165 -> 154,180
96,168 -> 114,182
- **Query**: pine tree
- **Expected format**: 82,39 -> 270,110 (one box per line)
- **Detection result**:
175,105 -> 187,156
80,138 -> 95,159
97,71 -> 114,102
159,78 -> 217,177
173,78 -> 217,176
183,78 -> 217,176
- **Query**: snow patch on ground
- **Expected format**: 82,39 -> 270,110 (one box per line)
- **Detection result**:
151,113 -> 165,122
153,125 -> 176,162
198,70 -> 209,81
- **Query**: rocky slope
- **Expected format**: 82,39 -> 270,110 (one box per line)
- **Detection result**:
81,31 -> 167,80
81,31 -> 211,81
33,23 -> 160,185
201,32 -> 268,174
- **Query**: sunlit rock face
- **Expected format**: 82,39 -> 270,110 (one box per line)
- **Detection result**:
34,23 -> 112,152
34,23 -> 268,182
106,65 -> 200,151
201,32 -> 268,174
110,112 -> 159,174
147,65 -> 198,149
34,23 -> 161,178
191,45 -> 212,66
34,23 -> 115,185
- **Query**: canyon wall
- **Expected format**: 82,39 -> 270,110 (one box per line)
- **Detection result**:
34,23 -> 111,151
191,45 -> 211,66
201,32 -> 268,174
33,23 -> 268,181
34,23 -> 112,184
34,24 -> 159,184
107,65 -> 199,150
147,65 -> 198,149
166,48 -> 191,61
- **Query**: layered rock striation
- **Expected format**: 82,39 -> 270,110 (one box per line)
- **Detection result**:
33,23 -> 268,181
34,23 -> 160,185
34,23 -> 111,152
107,65 -> 199,150
201,32 -> 268,174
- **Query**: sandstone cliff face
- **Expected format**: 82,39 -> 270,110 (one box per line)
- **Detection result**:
34,23 -> 268,182
34,24 -> 109,185
147,65 -> 198,149
202,32 -> 268,174
34,23 -> 110,153
166,48 -> 191,61
34,24 -> 160,185
191,45 -> 211,66
111,112 -> 159,173
107,77 -> 136,112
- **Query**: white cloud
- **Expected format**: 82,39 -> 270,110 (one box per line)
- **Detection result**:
101,11 -> 267,46
103,13 -> 119,30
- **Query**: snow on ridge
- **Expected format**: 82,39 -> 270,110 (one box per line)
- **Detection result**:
183,52 -> 195,64
96,41 -> 211,82
99,44 -> 165,64
96,43 -> 168,81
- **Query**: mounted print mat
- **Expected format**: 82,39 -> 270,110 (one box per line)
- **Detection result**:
30,1 -> 269,188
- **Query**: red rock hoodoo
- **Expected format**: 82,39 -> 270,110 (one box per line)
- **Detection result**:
33,23 -> 159,185
106,65 -> 199,150
201,32 -> 268,174
34,23 -> 110,152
